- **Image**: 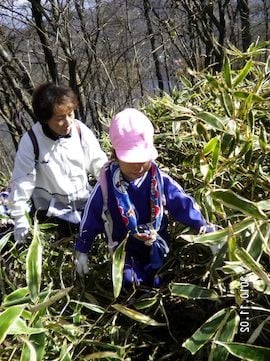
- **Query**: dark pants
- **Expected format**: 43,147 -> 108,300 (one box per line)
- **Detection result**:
32,209 -> 79,237
123,237 -> 166,288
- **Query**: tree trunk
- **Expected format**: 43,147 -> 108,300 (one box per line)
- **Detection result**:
237,0 -> 251,51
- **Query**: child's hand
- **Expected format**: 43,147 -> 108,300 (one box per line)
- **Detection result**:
75,251 -> 89,276
134,225 -> 157,246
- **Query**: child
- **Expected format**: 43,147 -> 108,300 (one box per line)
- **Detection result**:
75,108 -> 215,288
9,82 -> 107,242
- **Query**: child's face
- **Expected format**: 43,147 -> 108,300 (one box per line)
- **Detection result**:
118,159 -> 151,181
47,103 -> 75,136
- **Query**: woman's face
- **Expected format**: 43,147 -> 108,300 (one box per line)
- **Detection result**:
118,159 -> 151,181
47,103 -> 75,136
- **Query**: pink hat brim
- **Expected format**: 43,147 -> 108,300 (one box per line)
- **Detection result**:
116,145 -> 158,163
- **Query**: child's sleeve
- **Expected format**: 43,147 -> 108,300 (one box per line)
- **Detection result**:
163,173 -> 211,232
75,183 -> 105,253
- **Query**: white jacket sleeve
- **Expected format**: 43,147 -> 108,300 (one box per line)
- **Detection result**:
79,122 -> 108,179
9,133 -> 36,219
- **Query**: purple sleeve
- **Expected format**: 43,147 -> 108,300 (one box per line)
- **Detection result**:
75,184 -> 105,253
163,173 -> 209,232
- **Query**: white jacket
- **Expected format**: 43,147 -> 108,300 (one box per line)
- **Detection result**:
9,120 -> 108,223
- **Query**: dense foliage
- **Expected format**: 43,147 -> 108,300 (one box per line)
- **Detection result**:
0,44 -> 270,360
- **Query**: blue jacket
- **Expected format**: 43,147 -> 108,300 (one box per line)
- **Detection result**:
75,166 -> 210,255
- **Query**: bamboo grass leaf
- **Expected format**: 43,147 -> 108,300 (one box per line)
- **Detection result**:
83,351 -> 123,360
72,300 -> 105,314
223,55 -> 232,88
233,59 -> 253,86
205,75 -> 220,89
26,223 -> 43,303
0,231 -> 12,252
259,125 -> 268,151
112,237 -> 127,299
181,218 -> 254,245
248,316 -> 270,344
2,287 -> 29,306
211,309 -> 240,361
2,288 -> 60,308
20,338 -> 37,361
220,90 -> 234,117
235,247 -> 270,285
257,199 -> 270,211
0,305 -> 25,344
197,111 -> 225,131
169,283 -> 219,300
133,296 -> 159,310
180,75 -> 192,88
265,55 -> 270,74
58,340 -> 73,361
203,137 -> 218,156
112,303 -> 165,326
233,91 -> 264,102
29,287 -> 73,313
211,189 -> 267,219
215,341 -> 270,361
203,137 -> 220,170
182,308 -> 228,354
29,324 -> 46,361
8,318 -> 46,335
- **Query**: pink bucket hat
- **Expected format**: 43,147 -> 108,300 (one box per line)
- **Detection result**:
109,108 -> 158,163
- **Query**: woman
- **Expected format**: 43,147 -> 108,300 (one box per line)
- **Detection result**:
9,82 -> 108,242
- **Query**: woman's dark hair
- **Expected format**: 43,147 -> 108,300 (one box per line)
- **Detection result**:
32,82 -> 79,124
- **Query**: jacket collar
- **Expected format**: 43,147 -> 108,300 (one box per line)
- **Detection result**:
42,123 -> 72,140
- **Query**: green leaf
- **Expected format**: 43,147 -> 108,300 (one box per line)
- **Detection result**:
26,224 -> 43,302
233,91 -> 264,102
2,288 -> 59,307
182,308 -> 228,354
203,137 -> 219,156
180,75 -> 192,88
198,111 -> 225,131
216,341 -> 270,361
133,296 -> 159,310
0,305 -> 25,343
72,300 -> 105,314
223,55 -> 232,88
206,74 -> 220,89
258,199 -> 270,211
221,133 -> 236,156
29,287 -> 73,313
58,340 -> 73,361
0,231 -> 12,252
220,90 -> 233,117
211,189 -> 267,219
83,352 -> 123,360
265,55 -> 270,74
8,318 -> 46,335
29,320 -> 46,361
20,338 -> 37,361
112,236 -> 127,299
181,218 -> 254,245
246,230 -> 263,260
169,283 -> 219,300
112,303 -> 165,326
233,59 -> 253,86
2,287 -> 29,306
38,222 -> 57,230
211,309 -> 239,361
259,125 -> 268,152
235,247 -> 270,285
